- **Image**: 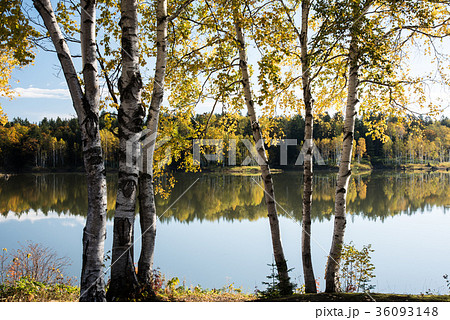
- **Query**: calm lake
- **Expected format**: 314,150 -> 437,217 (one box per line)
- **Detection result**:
1,171 -> 449,294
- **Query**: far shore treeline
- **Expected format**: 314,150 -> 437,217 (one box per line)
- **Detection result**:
1,111 -> 450,172
1,171 -> 450,222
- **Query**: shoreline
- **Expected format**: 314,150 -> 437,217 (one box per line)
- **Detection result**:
2,162 -> 450,176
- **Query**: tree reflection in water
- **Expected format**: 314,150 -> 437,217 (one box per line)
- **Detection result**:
1,171 -> 449,222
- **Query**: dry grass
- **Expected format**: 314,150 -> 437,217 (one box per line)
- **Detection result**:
159,290 -> 255,302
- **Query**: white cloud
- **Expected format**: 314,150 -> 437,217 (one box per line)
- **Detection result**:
0,210 -> 114,226
13,87 -> 71,100
0,210 -> 83,224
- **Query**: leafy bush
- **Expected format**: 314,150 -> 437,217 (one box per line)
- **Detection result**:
0,278 -> 78,302
338,242 -> 376,293
0,242 -> 76,301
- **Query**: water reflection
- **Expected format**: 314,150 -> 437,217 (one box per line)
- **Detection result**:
1,171 -> 449,293
1,171 -> 449,222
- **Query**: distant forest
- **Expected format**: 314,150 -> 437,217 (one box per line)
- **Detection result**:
1,111 -> 450,171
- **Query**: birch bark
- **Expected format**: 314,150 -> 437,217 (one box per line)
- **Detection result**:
107,0 -> 144,300
33,0 -> 107,302
137,0 -> 168,285
299,0 -> 317,294
234,17 -> 292,295
324,3 -> 371,291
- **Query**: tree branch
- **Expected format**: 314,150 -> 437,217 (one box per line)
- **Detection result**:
96,44 -> 118,105
167,0 -> 195,22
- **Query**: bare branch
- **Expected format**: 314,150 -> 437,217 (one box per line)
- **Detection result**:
96,44 -> 118,105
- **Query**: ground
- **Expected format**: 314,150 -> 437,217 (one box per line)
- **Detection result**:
3,281 -> 450,302
260,293 -> 450,302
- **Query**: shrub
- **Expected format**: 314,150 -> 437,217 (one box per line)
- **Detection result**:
0,242 -> 77,301
255,262 -> 295,299
1,242 -> 72,285
338,242 -> 376,293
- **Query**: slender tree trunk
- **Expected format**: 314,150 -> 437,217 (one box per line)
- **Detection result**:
298,0 -> 317,294
325,33 -> 360,293
33,0 -> 107,301
137,0 -> 168,285
107,0 -> 145,301
137,0 -> 193,286
137,173 -> 157,284
234,18 -> 292,295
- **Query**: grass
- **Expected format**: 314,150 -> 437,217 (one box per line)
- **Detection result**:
208,165 -> 283,176
156,287 -> 255,302
351,161 -> 372,173
2,280 -> 450,302
0,278 -> 79,302
403,162 -> 450,171
261,293 -> 450,302
131,278 -> 256,302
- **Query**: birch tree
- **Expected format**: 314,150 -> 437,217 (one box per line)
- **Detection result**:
137,0 -> 194,286
106,0 -> 144,300
102,0 -> 194,298
277,0 -> 318,293
325,8 -> 366,291
258,0 -> 346,293
323,0 -> 450,292
234,6 -> 292,295
298,0 -> 317,293
33,0 -> 107,301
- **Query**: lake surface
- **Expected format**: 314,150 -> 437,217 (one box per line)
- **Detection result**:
0,171 -> 449,294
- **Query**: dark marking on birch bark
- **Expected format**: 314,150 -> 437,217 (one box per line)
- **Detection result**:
121,31 -> 134,57
117,106 -> 130,128
83,62 -> 96,74
343,131 -> 353,141
81,228 -> 88,277
82,0 -> 93,11
119,72 -> 143,100
120,179 -> 137,198
57,52 -> 66,63
336,187 -> 346,194
157,15 -> 167,25
140,172 -> 153,180
83,146 -> 103,165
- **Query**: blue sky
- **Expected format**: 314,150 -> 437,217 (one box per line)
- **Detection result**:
4,48 -> 450,124
2,2 -> 450,123
1,48 -> 77,122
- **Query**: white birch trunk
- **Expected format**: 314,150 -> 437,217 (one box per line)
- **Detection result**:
107,0 -> 144,301
137,0 -> 168,285
33,0 -> 107,301
299,0 -> 316,294
325,28 -> 361,294
234,18 -> 292,295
